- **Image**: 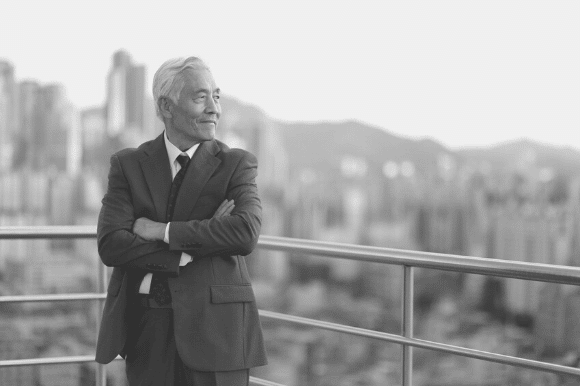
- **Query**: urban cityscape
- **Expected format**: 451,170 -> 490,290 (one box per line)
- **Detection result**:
1,50 -> 580,385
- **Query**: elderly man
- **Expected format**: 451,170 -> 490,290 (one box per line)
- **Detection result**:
95,57 -> 267,386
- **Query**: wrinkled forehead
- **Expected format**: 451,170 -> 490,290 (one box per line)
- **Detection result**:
180,68 -> 218,91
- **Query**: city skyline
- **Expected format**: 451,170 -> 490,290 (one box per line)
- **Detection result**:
3,17 -> 580,382
1,0 -> 579,150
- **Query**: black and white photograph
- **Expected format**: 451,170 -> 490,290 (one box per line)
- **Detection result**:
1,1 -> 580,385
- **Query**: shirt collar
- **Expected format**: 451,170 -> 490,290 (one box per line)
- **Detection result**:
164,131 -> 200,164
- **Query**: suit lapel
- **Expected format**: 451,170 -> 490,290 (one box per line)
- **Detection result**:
140,133 -> 172,222
172,139 -> 221,221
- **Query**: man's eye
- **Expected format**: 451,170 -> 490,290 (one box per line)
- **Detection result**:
194,96 -> 205,102
214,95 -> 220,100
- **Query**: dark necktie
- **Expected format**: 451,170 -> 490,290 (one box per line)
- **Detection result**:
150,154 -> 191,305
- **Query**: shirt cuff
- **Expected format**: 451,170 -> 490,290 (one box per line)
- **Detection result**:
179,253 -> 193,266
164,223 -> 170,244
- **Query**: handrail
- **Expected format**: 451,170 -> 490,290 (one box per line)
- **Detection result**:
2,227 -> 580,285
258,235 -> 580,285
249,377 -> 287,386
0,354 -> 279,386
0,293 -> 106,303
1,226 -> 580,385
0,225 -> 96,239
258,310 -> 580,377
0,356 -> 123,367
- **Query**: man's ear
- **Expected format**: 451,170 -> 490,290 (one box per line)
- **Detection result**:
158,97 -> 173,119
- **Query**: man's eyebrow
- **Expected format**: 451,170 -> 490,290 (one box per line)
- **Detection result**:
192,87 -> 220,94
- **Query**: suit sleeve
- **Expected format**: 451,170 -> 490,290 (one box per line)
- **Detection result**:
168,151 -> 262,258
97,153 -> 181,275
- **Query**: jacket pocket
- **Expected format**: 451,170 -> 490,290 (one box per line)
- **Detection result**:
210,284 -> 255,304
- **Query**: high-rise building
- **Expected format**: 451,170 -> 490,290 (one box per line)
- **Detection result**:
106,50 -> 151,138
0,61 -> 16,171
13,79 -> 80,174
126,63 -> 146,129
16,80 -> 40,168
49,173 -> 78,226
80,106 -> 109,173
38,84 -> 68,170
65,104 -> 82,176
81,107 -> 106,151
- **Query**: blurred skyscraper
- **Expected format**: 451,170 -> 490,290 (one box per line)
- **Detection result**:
13,81 -> 81,174
15,80 -> 39,168
0,61 -> 17,171
38,84 -> 81,174
106,50 -> 155,140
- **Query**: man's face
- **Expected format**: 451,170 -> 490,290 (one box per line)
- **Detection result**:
167,68 -> 221,146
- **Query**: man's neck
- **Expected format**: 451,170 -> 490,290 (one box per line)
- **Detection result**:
165,130 -> 200,152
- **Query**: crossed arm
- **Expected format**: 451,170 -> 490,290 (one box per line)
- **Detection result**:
97,151 -> 261,275
132,199 -> 235,242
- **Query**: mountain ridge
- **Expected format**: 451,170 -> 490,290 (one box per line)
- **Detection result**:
221,95 -> 580,177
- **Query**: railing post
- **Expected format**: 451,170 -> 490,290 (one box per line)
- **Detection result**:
95,262 -> 108,386
402,265 -> 414,386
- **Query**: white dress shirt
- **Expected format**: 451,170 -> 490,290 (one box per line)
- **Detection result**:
138,132 -> 200,294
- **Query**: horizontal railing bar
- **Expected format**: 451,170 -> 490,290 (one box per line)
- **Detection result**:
258,236 -> 580,285
259,310 -> 580,377
0,225 -> 97,239
0,293 -> 106,303
0,356 -> 284,386
2,226 -> 580,285
0,355 -> 123,368
249,376 -> 287,386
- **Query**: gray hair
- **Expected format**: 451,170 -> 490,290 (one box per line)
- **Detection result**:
152,56 -> 209,120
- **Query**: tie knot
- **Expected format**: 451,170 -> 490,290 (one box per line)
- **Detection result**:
176,154 -> 190,169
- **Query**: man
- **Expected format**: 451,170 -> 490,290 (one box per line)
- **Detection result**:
95,57 -> 267,386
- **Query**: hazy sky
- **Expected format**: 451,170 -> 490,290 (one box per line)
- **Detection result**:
1,0 -> 579,149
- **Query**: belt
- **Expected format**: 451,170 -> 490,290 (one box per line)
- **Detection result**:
134,294 -> 173,309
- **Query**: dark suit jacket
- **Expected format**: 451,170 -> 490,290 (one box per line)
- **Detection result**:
94,133 -> 267,371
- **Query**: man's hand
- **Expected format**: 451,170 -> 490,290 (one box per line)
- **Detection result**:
213,199 -> 235,218
133,218 -> 166,241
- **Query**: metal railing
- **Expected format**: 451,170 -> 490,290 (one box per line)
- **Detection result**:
2,226 -> 580,385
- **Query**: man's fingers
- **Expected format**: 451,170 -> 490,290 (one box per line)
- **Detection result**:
214,200 -> 229,216
220,200 -> 234,216
214,199 -> 234,218
223,204 -> 235,216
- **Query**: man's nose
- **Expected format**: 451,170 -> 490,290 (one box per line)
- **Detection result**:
205,97 -> 219,114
